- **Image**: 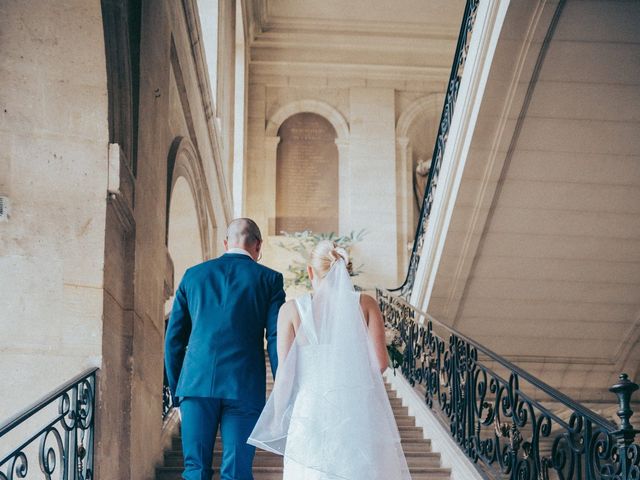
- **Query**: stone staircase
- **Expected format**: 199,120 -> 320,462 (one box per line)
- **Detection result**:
156,378 -> 451,479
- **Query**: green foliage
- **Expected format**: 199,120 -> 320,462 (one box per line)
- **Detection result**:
276,230 -> 367,290
387,345 -> 404,370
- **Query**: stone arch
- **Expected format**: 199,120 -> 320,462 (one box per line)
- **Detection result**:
266,100 -> 350,141
395,94 -> 444,275
166,136 -> 215,259
264,100 -> 350,235
396,94 -> 444,139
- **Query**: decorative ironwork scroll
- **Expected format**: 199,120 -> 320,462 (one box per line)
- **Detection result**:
394,0 -> 480,297
0,369 -> 97,480
378,289 -> 640,480
163,317 -> 175,420
162,370 -> 175,421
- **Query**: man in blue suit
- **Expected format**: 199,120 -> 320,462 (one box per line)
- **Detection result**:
165,218 -> 285,480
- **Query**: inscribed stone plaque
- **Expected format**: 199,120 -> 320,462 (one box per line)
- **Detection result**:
276,113 -> 339,234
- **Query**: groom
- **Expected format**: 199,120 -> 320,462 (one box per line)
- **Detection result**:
165,218 -> 285,480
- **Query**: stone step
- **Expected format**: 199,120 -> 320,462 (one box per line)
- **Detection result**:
157,467 -> 451,480
157,378 -> 450,479
157,465 -> 451,480
172,432 -> 428,452
172,423 -> 427,449
162,450 -> 443,469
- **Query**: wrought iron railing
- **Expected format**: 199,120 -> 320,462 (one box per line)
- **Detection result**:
378,289 -> 640,480
162,370 -> 175,421
0,368 -> 97,480
394,0 -> 480,297
163,316 -> 175,420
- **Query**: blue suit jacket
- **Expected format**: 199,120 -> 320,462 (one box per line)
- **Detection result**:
164,253 -> 285,406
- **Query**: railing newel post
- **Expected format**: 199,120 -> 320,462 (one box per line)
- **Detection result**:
608,373 -> 639,480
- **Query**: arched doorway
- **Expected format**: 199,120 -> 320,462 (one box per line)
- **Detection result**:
163,137 -> 215,417
167,176 -> 204,303
275,112 -> 339,234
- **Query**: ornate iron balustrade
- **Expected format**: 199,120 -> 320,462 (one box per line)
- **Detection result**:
394,0 -> 480,297
0,368 -> 97,480
377,289 -> 640,480
163,370 -> 175,420
163,316 -> 175,420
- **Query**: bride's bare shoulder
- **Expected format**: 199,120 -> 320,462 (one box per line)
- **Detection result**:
279,299 -> 297,315
278,299 -> 302,333
359,293 -> 378,309
279,299 -> 301,321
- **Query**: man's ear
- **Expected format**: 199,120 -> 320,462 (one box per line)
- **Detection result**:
223,239 -> 228,251
307,265 -> 314,281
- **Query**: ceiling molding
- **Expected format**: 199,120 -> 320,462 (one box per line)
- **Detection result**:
250,60 -> 450,83
261,15 -> 459,39
249,0 -> 461,43
251,33 -> 456,53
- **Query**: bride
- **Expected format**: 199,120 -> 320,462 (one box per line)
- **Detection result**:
248,241 -> 411,479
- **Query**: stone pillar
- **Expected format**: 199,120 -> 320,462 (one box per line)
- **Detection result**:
218,0 -> 236,180
396,136 -> 413,277
336,140 -> 351,235
245,85 -> 268,233
348,88 -> 398,287
264,135 -> 281,235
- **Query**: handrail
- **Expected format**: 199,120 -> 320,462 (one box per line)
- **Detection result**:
0,367 -> 98,437
382,292 -> 617,431
163,316 -> 176,420
0,368 -> 98,480
378,289 -> 640,480
394,0 -> 480,296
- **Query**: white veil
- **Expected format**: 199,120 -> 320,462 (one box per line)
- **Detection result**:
248,260 -> 411,479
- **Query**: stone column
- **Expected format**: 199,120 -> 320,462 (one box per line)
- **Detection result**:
336,139 -> 350,235
264,135 -> 281,235
348,87 -> 398,287
396,136 -> 412,278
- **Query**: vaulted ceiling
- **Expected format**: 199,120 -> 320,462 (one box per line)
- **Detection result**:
246,0 -> 466,84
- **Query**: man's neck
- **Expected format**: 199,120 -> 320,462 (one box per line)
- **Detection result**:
225,247 -> 253,259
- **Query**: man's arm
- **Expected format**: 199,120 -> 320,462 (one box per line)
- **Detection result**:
266,273 -> 285,378
164,279 -> 192,406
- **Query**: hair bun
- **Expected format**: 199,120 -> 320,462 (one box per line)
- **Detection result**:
331,247 -> 349,264
330,247 -> 353,275
309,240 -> 354,278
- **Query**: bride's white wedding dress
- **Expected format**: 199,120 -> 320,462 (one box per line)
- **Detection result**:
248,260 -> 411,480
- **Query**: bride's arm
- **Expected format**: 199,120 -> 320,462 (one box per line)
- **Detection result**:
360,294 -> 388,374
277,300 -> 298,364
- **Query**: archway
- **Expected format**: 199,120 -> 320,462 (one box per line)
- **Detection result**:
166,137 -> 215,259
264,100 -> 349,235
396,94 -> 443,272
275,112 -> 339,234
162,138 -> 214,417
167,177 -> 204,300
165,137 -> 216,310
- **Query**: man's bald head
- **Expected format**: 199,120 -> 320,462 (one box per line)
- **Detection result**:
225,218 -> 263,259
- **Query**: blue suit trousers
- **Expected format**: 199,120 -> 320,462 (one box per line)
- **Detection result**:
180,397 -> 262,480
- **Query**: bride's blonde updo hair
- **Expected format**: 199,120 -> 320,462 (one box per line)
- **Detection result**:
310,240 -> 354,279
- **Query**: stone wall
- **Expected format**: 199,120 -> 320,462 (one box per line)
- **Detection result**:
0,1 -> 236,478
102,1 -> 233,477
0,0 -> 109,423
245,79 -> 444,289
